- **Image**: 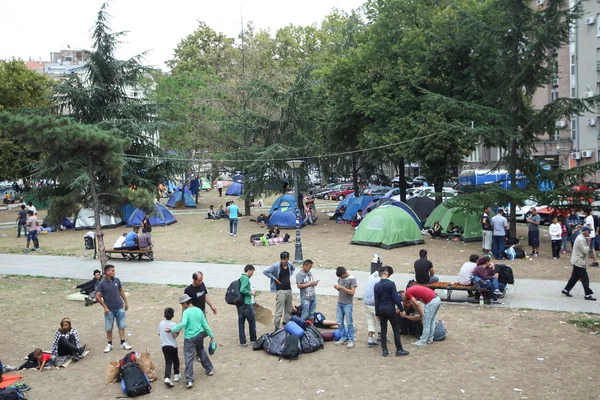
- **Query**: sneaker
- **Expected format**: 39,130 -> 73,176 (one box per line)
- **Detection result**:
561,250 -> 567,254
230,233 -> 233,236
426,338 -> 434,344
529,252 -> 535,256
23,248 -> 29,253
334,339 -> 347,346
367,341 -> 378,347
78,345 -> 87,356
493,289 -> 502,295
346,341 -> 354,349
412,341 -> 425,347
395,349 -> 409,356
206,368 -> 215,376
120,342 -> 132,350
3,365 -> 17,372
14,384 -> 31,392
493,300 -> 501,304
585,295 -> 597,301
591,262 -> 599,267
552,257 -> 557,260
164,377 -> 174,388
32,248 -> 38,251
241,343 -> 248,347
84,297 -> 94,306
381,349 -> 389,357
561,290 -> 573,297
534,253 -> 539,257
173,374 -> 181,382
186,381 -> 193,389
104,343 -> 113,353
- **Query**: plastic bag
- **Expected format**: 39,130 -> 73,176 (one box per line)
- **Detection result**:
504,246 -> 516,261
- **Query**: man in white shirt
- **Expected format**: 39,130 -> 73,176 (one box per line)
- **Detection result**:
27,201 -> 37,215
113,233 -> 127,250
216,179 -> 224,197
491,208 -> 508,260
585,209 -> 599,266
457,254 -> 478,285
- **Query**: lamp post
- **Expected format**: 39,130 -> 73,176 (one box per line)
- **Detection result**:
286,159 -> 304,264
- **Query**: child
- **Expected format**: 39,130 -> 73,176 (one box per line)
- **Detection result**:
33,348 -> 52,371
334,267 -> 358,349
158,307 -> 180,388
560,219 -> 568,254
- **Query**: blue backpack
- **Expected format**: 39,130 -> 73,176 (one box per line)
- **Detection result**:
0,387 -> 25,400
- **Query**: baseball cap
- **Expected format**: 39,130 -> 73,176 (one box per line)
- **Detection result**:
179,294 -> 192,304
582,226 -> 592,232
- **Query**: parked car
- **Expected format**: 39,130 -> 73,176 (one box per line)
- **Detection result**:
407,187 -> 456,201
411,176 -> 427,187
361,186 -> 393,197
331,183 -> 356,201
504,199 -> 538,222
535,198 -> 593,225
392,176 -> 412,188
314,183 -> 343,200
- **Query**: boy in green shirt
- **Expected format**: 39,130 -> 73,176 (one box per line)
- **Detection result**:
166,294 -> 215,389
237,265 -> 257,347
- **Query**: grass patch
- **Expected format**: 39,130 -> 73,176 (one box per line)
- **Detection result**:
167,284 -> 187,288
568,318 -> 600,334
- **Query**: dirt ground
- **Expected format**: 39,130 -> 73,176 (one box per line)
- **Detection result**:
1,276 -> 598,400
0,190 -> 597,282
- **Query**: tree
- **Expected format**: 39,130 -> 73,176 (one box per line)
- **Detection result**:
53,3 -> 180,190
0,59 -> 54,180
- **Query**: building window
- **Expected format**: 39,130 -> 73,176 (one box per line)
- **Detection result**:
571,87 -> 576,98
552,129 -> 559,141
552,91 -> 559,101
466,146 -> 480,162
571,115 -> 577,140
597,14 -> 600,37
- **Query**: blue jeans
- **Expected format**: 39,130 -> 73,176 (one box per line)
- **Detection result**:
336,302 -> 355,342
104,308 -> 127,331
26,230 -> 39,249
492,235 -> 505,260
418,296 -> 441,345
229,218 -> 238,235
428,276 -> 439,283
562,236 -> 567,252
478,278 -> 506,301
236,304 -> 256,345
301,298 -> 317,321
18,222 -> 26,236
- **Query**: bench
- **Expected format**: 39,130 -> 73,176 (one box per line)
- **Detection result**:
105,248 -> 154,261
413,281 -> 491,304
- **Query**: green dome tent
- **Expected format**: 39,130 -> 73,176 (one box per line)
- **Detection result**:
200,177 -> 211,191
351,205 -> 424,249
425,203 -> 494,242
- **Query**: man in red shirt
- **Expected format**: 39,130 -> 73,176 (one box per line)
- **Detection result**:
400,285 -> 441,347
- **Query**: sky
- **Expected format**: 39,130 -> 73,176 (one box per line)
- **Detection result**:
0,0 -> 365,70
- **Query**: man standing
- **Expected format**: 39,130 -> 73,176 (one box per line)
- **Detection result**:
374,266 -> 409,357
237,265 -> 257,347
491,208 -> 508,260
334,266 -> 358,349
166,294 -> 215,389
228,202 -> 239,237
364,266 -> 383,347
27,201 -> 36,215
96,264 -> 132,353
414,249 -> 438,284
481,205 -> 492,254
585,209 -> 599,267
184,271 -> 217,315
23,210 -> 38,253
263,251 -> 296,330
562,226 -> 596,300
295,259 -> 318,323
16,205 -> 27,238
401,285 -> 441,347
525,209 -> 541,257
216,179 -> 223,197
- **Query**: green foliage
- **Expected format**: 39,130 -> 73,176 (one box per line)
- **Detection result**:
124,187 -> 155,214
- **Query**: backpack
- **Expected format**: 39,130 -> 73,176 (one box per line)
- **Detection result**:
263,329 -> 287,356
433,320 -> 447,341
300,326 -> 324,353
290,315 -> 307,330
496,264 -> 514,285
253,333 -> 268,351
119,351 -> 138,371
514,247 -> 525,259
0,388 -> 24,400
249,233 -> 265,243
279,333 -> 301,360
120,362 -> 151,397
225,279 -> 244,306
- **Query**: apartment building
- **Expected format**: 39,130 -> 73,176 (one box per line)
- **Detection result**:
24,49 -> 87,78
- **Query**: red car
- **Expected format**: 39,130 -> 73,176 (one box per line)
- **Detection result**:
535,197 -> 593,225
330,184 -> 355,201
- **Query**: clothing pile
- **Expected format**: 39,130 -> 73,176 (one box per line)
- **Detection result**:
253,318 -> 325,360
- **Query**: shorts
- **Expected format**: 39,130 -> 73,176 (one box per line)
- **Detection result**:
528,231 -> 540,247
364,304 -> 378,333
105,308 -> 127,331
482,230 -> 492,250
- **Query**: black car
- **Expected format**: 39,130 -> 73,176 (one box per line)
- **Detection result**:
315,184 -> 344,200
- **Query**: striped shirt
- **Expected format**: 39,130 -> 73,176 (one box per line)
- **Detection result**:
51,328 -> 81,356
139,233 -> 152,248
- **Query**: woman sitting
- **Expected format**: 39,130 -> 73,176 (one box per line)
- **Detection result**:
51,317 -> 87,362
428,222 -> 442,238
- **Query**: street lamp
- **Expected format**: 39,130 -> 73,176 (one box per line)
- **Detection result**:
286,159 -> 304,264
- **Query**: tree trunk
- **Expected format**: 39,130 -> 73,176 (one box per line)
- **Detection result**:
509,138 -> 518,237
321,161 -> 328,188
89,156 -> 107,268
433,179 -> 444,206
398,158 -> 407,202
352,154 -> 359,197
245,197 -> 251,217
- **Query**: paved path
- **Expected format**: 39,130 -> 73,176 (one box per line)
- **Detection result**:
0,254 -> 598,314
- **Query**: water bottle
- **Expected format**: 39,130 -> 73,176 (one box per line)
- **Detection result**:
251,285 -> 256,305
479,294 -> 484,306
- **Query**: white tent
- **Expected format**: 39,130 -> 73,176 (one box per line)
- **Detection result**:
74,208 -> 123,230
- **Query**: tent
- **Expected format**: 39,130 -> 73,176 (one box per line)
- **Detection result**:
383,201 -> 423,230
200,178 -> 211,191
61,217 -> 74,229
270,194 -> 297,216
226,182 -> 244,196
406,197 -> 436,223
424,203 -> 451,228
351,205 -> 424,249
167,187 -> 196,208
268,208 -> 301,229
361,196 -> 391,217
233,172 -> 244,183
425,203 -> 494,242
75,208 -> 123,230
127,203 -> 177,227
336,193 -> 355,211
341,196 -> 375,221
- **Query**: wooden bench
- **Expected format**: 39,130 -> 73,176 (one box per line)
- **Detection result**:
413,281 -> 491,303
106,248 -> 154,261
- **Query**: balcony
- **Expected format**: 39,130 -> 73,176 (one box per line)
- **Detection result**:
597,61 -> 600,71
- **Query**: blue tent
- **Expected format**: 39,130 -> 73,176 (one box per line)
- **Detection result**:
226,182 -> 244,196
268,208 -> 301,229
384,200 -> 423,230
167,187 -> 196,208
270,194 -> 297,216
61,217 -> 74,229
336,193 -> 355,211
342,196 -> 375,221
361,196 -> 391,217
233,173 -> 244,183
127,203 -> 177,227
120,204 -> 136,223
